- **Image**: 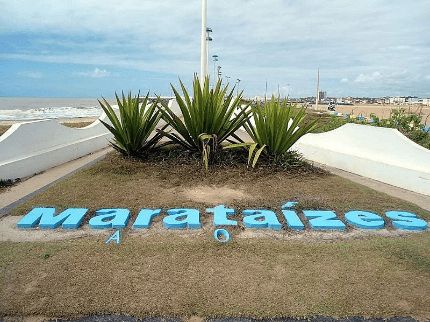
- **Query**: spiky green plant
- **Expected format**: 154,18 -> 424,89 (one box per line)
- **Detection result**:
156,75 -> 252,167
231,95 -> 318,166
98,92 -> 165,157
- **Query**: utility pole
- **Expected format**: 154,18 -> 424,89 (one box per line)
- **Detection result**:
315,68 -> 320,110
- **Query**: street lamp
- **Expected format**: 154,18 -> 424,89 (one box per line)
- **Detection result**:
212,55 -> 218,84
236,79 -> 241,96
206,28 -> 213,83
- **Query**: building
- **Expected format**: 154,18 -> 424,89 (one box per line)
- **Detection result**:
318,91 -> 326,101
421,98 -> 430,106
389,97 -> 407,105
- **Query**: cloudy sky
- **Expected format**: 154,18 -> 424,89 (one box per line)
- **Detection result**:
1,0 -> 429,98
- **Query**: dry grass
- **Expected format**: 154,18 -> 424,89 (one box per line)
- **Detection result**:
60,121 -> 94,128
0,125 -> 10,137
0,121 -> 93,138
1,151 -> 429,320
0,234 -> 429,319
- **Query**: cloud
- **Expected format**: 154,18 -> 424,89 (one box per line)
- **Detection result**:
354,72 -> 383,84
426,76 -> 430,80
1,0 -> 430,97
75,68 -> 110,78
17,71 -> 43,78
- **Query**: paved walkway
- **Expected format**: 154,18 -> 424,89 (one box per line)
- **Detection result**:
0,147 -> 429,216
0,147 -> 112,216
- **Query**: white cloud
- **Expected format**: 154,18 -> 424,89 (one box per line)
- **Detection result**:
354,72 -> 383,83
17,71 -> 43,78
75,68 -> 110,78
1,0 -> 430,97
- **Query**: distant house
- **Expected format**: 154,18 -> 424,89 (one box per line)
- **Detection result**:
421,98 -> 430,106
389,96 -> 407,105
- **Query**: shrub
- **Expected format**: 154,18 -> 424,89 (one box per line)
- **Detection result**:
99,92 -> 165,157
245,96 -> 318,162
156,75 -> 252,168
227,96 -> 318,167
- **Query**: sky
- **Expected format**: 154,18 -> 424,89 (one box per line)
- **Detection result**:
1,0 -> 429,99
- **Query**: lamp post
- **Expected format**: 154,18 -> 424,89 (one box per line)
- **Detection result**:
212,55 -> 218,85
200,0 -> 208,82
206,27 -> 213,79
236,79 -> 241,96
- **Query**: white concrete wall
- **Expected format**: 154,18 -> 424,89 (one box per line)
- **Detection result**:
0,99 -> 181,180
292,123 -> 430,196
0,114 -> 113,180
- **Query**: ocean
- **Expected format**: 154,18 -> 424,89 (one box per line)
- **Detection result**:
0,97 -> 117,121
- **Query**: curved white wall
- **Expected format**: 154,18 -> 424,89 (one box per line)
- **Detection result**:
0,99 -> 182,181
292,123 -> 430,196
0,115 -> 113,180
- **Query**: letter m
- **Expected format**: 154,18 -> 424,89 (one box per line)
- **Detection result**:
17,207 -> 88,229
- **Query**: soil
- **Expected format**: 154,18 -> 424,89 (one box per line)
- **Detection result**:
1,149 -> 429,321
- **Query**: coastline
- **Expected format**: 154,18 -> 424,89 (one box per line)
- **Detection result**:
1,104 -> 430,126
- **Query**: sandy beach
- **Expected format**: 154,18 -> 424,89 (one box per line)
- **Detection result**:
316,104 -> 430,126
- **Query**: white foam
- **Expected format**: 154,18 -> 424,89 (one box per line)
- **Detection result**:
0,106 -> 103,120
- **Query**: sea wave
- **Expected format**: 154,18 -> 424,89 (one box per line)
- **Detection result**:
0,106 -> 103,120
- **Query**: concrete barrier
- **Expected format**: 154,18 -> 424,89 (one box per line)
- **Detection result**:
0,115 -> 113,180
292,123 -> 430,196
0,99 -> 182,180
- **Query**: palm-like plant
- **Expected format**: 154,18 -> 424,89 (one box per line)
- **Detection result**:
156,75 -> 252,166
98,92 -> 165,157
241,95 -> 318,165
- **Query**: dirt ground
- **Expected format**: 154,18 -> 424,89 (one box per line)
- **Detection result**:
1,150 -> 429,320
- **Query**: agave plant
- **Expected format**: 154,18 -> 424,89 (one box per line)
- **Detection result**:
98,92 -> 165,157
229,95 -> 318,167
156,75 -> 252,168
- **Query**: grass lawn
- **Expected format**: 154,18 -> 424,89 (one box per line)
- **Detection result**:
1,149 -> 429,320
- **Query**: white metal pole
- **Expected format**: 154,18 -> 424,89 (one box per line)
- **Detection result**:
200,0 -> 208,83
